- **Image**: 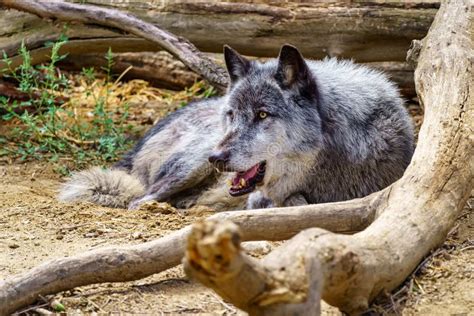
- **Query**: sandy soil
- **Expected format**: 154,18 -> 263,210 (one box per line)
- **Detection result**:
0,162 -> 240,315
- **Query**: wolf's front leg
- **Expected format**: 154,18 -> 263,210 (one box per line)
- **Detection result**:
283,193 -> 309,207
246,191 -> 274,209
246,191 -> 308,210
128,174 -> 198,210
128,194 -> 156,210
128,154 -> 213,210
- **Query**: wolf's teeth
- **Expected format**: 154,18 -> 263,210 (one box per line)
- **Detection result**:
240,178 -> 246,187
227,179 -> 232,187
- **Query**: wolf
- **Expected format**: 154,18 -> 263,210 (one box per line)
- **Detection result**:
59,44 -> 414,211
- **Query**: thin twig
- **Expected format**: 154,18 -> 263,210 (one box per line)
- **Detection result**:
12,302 -> 49,315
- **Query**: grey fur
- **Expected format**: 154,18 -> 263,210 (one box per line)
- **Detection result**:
58,167 -> 145,208
59,44 -> 414,210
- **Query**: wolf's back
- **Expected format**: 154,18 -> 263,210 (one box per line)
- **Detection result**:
58,167 -> 145,208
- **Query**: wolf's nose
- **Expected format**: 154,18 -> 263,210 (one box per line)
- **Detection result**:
208,151 -> 230,170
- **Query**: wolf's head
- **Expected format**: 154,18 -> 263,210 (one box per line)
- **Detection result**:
209,44 -> 324,197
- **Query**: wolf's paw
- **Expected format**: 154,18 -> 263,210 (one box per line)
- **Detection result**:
128,195 -> 153,210
283,193 -> 308,207
127,199 -> 142,210
246,191 -> 274,209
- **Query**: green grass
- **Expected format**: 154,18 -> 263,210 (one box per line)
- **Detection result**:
0,37 -> 134,175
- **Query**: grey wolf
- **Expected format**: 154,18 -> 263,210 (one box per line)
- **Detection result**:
59,45 -> 414,211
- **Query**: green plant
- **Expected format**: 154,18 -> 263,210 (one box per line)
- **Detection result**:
0,37 -> 134,174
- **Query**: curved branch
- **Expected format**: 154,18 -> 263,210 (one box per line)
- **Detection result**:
0,0 -> 229,91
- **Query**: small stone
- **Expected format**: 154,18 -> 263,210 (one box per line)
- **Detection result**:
131,232 -> 143,240
84,232 -> 99,238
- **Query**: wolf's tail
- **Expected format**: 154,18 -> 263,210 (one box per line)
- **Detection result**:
58,167 -> 145,208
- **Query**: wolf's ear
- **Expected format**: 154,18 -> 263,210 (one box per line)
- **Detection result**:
224,45 -> 251,83
276,44 -> 317,98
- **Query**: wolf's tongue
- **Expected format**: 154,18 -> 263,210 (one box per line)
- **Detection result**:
232,164 -> 260,187
229,162 -> 266,197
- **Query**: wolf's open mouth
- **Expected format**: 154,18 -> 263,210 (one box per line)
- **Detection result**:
229,161 -> 266,197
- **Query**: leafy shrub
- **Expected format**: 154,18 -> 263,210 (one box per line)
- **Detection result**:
0,37 -> 134,174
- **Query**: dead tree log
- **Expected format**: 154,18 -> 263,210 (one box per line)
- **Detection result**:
0,195 -> 381,315
0,1 -> 426,95
0,1 -> 439,63
183,1 -> 473,314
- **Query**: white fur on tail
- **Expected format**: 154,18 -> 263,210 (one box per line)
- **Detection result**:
58,167 -> 145,208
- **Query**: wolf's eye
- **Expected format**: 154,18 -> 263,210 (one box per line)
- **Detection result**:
258,111 -> 268,119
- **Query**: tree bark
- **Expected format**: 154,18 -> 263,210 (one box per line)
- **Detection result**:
0,195 -> 380,315
0,1 -> 439,63
183,1 -> 473,314
0,1 -> 430,95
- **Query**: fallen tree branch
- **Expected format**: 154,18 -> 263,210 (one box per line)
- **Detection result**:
0,1 -> 424,96
0,1 -> 439,63
0,194 -> 381,315
183,1 -> 473,314
0,0 -> 229,91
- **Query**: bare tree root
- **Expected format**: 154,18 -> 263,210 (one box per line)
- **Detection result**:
0,194 -> 380,315
0,0 -> 229,91
183,1 -> 473,314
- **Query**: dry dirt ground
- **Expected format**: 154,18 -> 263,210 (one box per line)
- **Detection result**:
0,104 -> 472,315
